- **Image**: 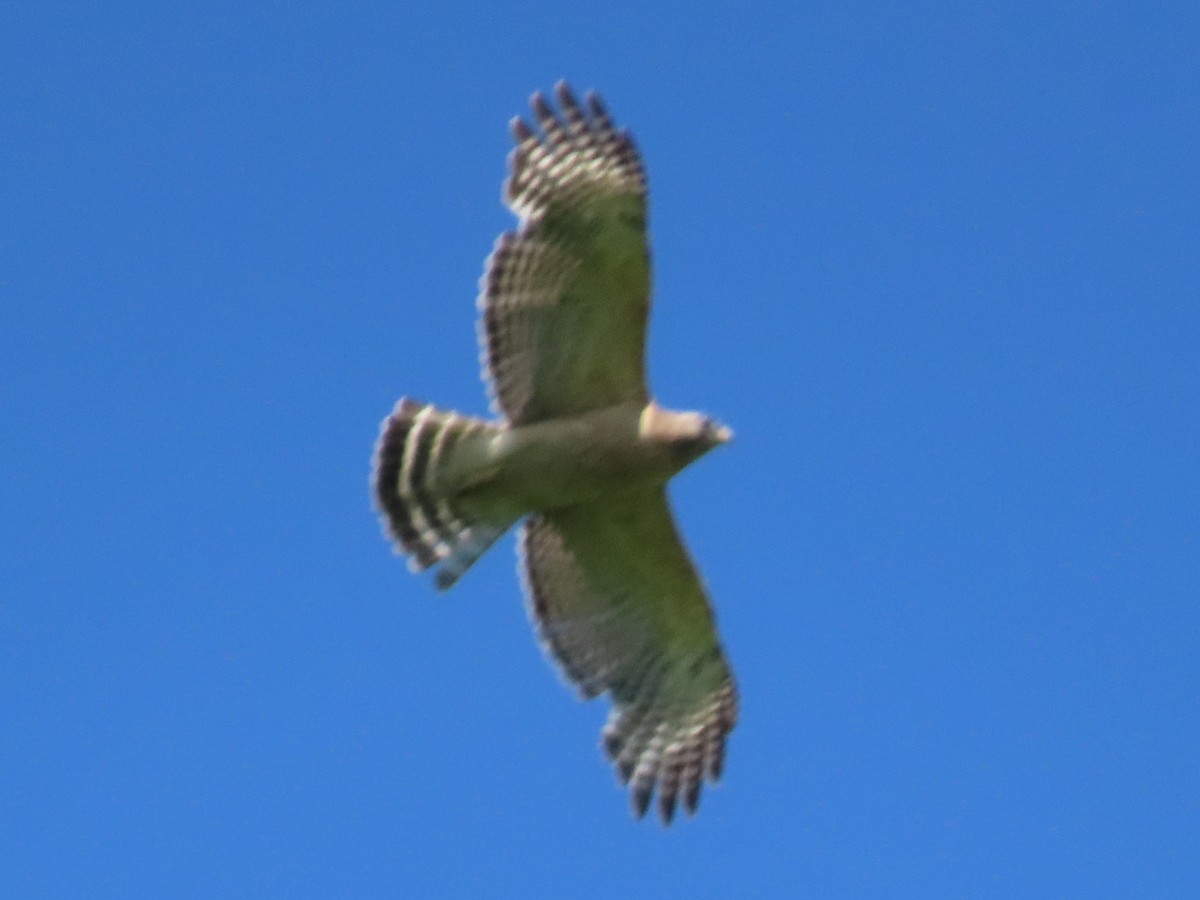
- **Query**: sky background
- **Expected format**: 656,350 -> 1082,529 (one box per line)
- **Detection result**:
3,2 -> 1198,896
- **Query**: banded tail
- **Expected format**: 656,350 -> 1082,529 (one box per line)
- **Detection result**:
373,398 -> 516,590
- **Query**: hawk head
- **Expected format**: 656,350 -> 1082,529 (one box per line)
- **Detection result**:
639,402 -> 733,466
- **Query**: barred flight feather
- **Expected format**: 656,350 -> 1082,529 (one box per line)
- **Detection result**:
478,234 -> 579,421
505,82 -> 646,225
520,504 -> 738,823
478,81 -> 650,425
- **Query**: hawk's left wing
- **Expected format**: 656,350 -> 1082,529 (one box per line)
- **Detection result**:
479,82 -> 651,425
520,488 -> 738,823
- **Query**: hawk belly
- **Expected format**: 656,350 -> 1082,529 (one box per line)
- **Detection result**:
456,402 -> 692,520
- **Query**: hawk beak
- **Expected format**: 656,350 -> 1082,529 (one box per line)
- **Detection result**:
714,424 -> 734,444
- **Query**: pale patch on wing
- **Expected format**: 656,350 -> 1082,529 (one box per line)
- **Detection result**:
519,488 -> 738,824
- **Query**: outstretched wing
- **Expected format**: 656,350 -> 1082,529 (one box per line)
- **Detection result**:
520,488 -> 738,823
480,82 -> 651,425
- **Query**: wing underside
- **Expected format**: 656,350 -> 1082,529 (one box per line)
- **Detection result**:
520,487 -> 738,823
479,82 -> 652,425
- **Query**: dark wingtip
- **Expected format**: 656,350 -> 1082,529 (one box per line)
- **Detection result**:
554,80 -> 577,108
616,756 -> 635,784
510,116 -> 534,143
530,90 -> 555,124
657,790 -> 678,826
584,91 -> 614,133
602,730 -> 621,761
631,780 -> 653,820
707,742 -> 726,782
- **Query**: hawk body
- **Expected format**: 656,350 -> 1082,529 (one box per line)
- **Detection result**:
374,83 -> 738,823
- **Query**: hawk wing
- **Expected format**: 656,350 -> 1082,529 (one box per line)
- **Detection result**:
520,487 -> 738,823
480,82 -> 651,425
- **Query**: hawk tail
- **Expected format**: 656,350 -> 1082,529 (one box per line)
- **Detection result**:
373,398 -> 516,590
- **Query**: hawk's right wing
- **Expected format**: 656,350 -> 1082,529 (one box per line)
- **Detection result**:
479,82 -> 651,425
520,487 -> 738,823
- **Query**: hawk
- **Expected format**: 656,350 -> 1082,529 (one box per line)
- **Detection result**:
373,83 -> 738,823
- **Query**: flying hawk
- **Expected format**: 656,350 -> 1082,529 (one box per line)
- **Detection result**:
373,83 -> 738,823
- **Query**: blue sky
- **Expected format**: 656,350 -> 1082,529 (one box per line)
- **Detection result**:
3,2 -> 1197,896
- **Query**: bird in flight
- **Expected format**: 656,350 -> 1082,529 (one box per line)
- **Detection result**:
373,82 -> 737,823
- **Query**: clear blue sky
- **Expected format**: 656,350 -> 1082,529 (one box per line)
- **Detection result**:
3,2 -> 1197,896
